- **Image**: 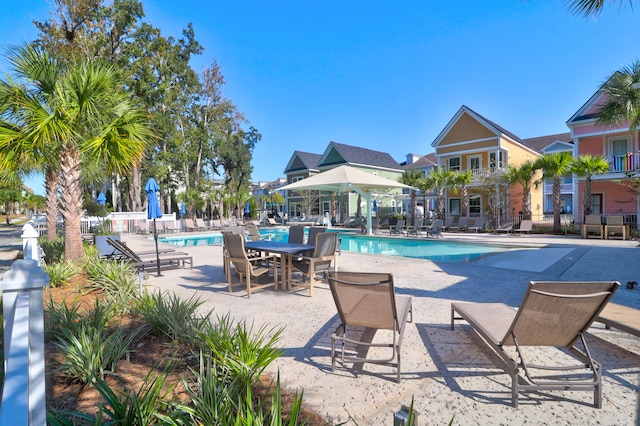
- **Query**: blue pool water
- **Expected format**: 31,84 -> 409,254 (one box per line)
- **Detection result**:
159,229 -> 512,263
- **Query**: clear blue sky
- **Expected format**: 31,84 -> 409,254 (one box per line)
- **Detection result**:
2,1 -> 639,196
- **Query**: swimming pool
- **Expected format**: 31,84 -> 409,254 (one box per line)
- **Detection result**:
159,229 -> 513,263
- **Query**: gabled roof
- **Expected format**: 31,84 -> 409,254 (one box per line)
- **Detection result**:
521,133 -> 572,152
403,153 -> 438,170
283,151 -> 322,174
431,105 -> 523,148
317,141 -> 403,171
566,72 -> 619,125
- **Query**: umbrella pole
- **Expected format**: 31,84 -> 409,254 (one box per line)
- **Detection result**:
153,218 -> 162,277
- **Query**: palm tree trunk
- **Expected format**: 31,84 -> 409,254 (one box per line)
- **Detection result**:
523,187 -> 532,220
584,177 -> 593,217
552,178 -> 561,233
59,146 -> 84,262
45,167 -> 59,241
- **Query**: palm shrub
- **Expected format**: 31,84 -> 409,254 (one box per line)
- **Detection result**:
198,314 -> 284,389
84,256 -> 140,313
39,235 -> 65,264
135,290 -> 210,345
45,296 -> 83,341
177,356 -> 305,425
48,369 -> 179,425
43,261 -> 80,288
53,299 -> 144,384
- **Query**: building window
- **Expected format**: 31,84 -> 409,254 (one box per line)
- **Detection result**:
291,176 -> 303,183
469,196 -> 481,216
489,151 -> 505,169
449,198 -> 461,215
468,156 -> 481,171
448,157 -> 460,171
610,137 -> 629,157
289,202 -> 302,217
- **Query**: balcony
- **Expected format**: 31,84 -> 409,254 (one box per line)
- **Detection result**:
608,153 -> 640,173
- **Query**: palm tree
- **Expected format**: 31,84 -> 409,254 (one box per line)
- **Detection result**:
423,167 -> 454,220
571,155 -> 610,218
0,44 -> 63,240
596,59 -> 640,132
450,170 -> 473,217
505,161 -> 537,220
567,0 -> 637,17
534,152 -> 574,233
400,169 -> 424,226
0,44 -> 153,261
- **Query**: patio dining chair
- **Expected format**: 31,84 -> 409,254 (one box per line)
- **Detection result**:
223,232 -> 278,298
290,232 -> 338,296
326,271 -> 413,383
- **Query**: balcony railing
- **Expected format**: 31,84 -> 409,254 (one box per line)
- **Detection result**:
608,153 -> 640,173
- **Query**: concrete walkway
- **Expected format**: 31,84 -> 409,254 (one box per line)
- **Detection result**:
122,230 -> 640,425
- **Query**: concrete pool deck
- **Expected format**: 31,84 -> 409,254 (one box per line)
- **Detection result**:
19,229 -> 630,424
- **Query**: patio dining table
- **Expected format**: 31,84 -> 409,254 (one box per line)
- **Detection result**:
244,240 -> 315,290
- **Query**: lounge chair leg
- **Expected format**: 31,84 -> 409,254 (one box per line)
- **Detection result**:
512,375 -> 518,408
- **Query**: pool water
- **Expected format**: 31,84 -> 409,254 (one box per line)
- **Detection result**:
159,228 -> 512,263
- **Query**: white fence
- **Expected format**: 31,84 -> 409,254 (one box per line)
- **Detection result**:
0,223 -> 49,425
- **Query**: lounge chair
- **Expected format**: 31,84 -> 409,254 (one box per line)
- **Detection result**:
596,302 -> 640,338
448,216 -> 469,232
246,223 -> 271,241
390,219 -> 405,235
425,219 -> 443,238
290,232 -> 338,296
211,219 -> 222,230
267,217 -> 279,226
184,218 -> 200,232
604,215 -> 627,240
467,217 -> 486,233
494,221 -> 513,234
223,232 -> 278,298
581,215 -> 603,239
451,281 -> 619,408
106,238 -> 192,271
325,271 -> 413,383
163,221 -> 179,233
195,218 -> 210,230
136,221 -> 149,234
513,219 -> 533,234
406,218 -> 424,237
441,216 -> 455,231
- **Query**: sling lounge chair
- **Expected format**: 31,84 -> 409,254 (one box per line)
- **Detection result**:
448,216 -> 469,232
494,221 -> 513,234
513,219 -> 533,234
441,216 -> 455,231
425,219 -> 443,238
467,217 -> 486,233
224,233 -> 278,298
106,238 -> 192,270
390,219 -> 405,235
451,280 -> 619,408
326,271 -> 413,383
406,218 -> 424,237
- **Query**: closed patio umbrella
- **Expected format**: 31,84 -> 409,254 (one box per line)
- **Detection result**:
145,178 -> 163,277
97,192 -> 106,205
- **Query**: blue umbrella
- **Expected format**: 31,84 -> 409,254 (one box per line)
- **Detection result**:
245,202 -> 250,214
145,178 -> 163,277
97,192 -> 106,205
180,201 -> 186,217
373,199 -> 377,213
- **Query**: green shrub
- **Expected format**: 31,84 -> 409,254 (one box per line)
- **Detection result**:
48,369 -> 180,425
54,322 -> 143,384
43,261 -> 80,288
198,314 -> 284,388
84,257 -> 140,313
45,296 -> 82,341
135,290 -> 209,345
39,236 -> 65,264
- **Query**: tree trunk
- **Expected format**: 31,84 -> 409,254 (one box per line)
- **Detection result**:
132,163 -> 142,211
584,176 -> 593,218
45,167 -> 59,241
59,146 -> 84,262
523,186 -> 532,220
552,177 -> 561,233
